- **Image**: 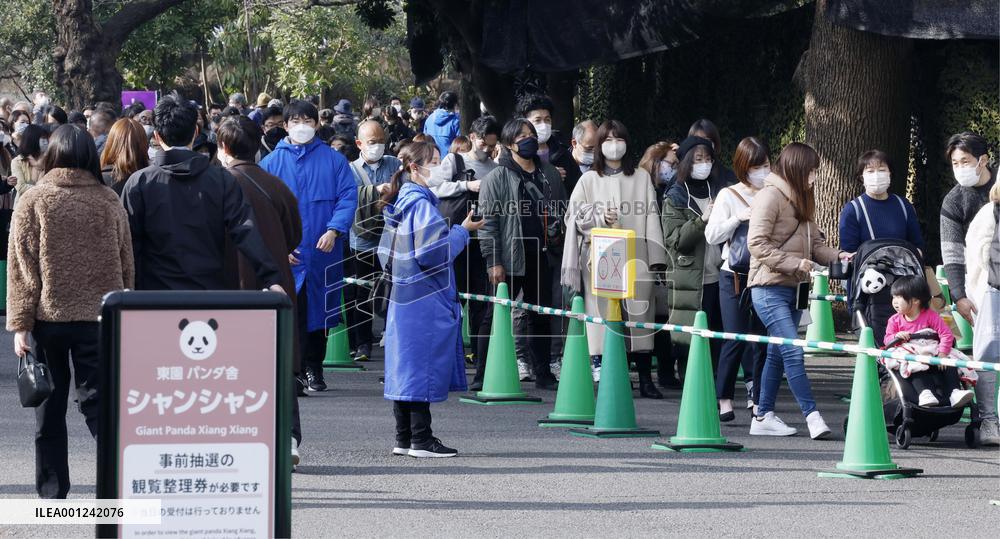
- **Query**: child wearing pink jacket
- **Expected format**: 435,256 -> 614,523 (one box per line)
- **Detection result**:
885,276 -> 975,408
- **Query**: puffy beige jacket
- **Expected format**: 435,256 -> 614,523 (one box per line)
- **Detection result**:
747,173 -> 841,288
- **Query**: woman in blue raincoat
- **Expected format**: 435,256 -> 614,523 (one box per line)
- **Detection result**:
378,141 -> 484,458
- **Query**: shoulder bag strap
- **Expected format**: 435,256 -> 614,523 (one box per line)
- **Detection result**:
232,167 -> 274,204
727,186 -> 750,208
856,197 -> 877,240
351,160 -> 372,186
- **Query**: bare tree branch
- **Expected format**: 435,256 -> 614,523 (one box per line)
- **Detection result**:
103,0 -> 189,47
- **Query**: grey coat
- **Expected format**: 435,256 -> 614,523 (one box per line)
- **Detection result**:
478,158 -> 566,276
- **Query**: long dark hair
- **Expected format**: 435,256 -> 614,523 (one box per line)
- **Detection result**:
592,120 -> 636,177
41,124 -> 102,181
378,141 -> 438,210
773,142 -> 820,222
17,124 -> 47,159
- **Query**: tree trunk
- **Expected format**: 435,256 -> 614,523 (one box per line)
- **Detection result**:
546,71 -> 578,138
802,0 -> 912,250
52,0 -> 122,108
51,0 -> 187,109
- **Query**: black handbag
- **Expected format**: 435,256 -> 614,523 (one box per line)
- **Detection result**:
727,187 -> 752,274
18,351 -> 52,408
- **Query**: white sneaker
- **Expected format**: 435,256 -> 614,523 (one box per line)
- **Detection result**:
805,411 -> 831,440
291,437 -> 300,468
981,420 -> 1000,446
918,389 -> 940,407
392,445 -> 410,456
591,356 -> 602,383
517,360 -> 531,381
750,412 -> 797,436
949,389 -> 974,408
549,360 -> 561,380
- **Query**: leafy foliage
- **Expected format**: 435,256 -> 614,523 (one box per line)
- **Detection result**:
266,1 -> 407,99
0,0 -> 58,98
114,0 -> 237,90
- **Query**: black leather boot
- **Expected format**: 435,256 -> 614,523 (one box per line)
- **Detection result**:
633,352 -> 663,399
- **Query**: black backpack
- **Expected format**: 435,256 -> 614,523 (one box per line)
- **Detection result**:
436,153 -> 477,227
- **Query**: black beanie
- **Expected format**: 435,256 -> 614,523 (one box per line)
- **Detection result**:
676,135 -> 715,161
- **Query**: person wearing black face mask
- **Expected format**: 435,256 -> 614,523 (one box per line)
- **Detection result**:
259,106 -> 286,159
477,119 -> 567,390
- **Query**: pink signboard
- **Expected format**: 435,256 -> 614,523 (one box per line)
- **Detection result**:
117,309 -> 277,538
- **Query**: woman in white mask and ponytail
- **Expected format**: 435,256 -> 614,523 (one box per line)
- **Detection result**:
837,149 -> 924,344
705,137 -> 771,421
561,120 -> 668,398
660,136 -> 729,389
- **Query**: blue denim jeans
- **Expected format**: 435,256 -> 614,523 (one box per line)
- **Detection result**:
751,285 -> 817,417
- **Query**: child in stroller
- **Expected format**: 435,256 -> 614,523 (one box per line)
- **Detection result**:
883,276 -> 975,408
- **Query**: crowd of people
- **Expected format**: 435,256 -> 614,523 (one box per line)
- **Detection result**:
0,86 -> 996,494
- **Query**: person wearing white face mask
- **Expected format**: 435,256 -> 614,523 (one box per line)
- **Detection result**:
571,120 -> 598,176
346,120 -> 402,362
837,149 -> 925,344
433,115 -> 498,391
260,99 -> 360,393
518,94 -> 583,196
939,132 -> 999,445
661,136 -> 729,388
562,120 -> 667,397
705,137 -> 772,420
377,141 -> 485,458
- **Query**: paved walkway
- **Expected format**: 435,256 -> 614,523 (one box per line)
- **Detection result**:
0,327 -> 996,537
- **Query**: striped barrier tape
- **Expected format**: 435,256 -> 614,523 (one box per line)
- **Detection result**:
342,277 -> 998,372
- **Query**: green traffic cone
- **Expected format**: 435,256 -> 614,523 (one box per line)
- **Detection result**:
571,299 -> 659,438
539,296 -> 595,427
652,311 -> 742,452
322,291 -> 365,371
954,310 -> 974,351
460,283 -> 542,405
322,323 -> 365,371
818,327 -> 921,479
805,274 -> 836,353
936,266 -> 973,351
462,301 -> 472,349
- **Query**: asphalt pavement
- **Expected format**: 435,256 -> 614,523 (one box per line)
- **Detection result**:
0,325 -> 997,537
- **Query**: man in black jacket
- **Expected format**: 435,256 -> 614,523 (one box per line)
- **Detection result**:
121,92 -> 282,292
517,93 -> 582,196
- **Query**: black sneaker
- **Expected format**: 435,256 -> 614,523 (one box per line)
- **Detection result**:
355,343 -> 372,361
408,438 -> 458,458
295,376 -> 309,397
305,368 -> 327,392
392,442 -> 410,456
468,380 -> 483,392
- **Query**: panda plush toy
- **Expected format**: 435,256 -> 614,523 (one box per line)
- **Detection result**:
860,268 -> 887,295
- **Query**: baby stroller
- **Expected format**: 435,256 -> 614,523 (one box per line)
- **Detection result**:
835,238 -> 981,449
877,330 -> 981,449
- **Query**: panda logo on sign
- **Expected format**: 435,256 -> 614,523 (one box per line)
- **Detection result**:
178,318 -> 219,360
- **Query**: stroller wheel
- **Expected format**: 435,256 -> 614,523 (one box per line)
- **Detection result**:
895,425 -> 912,449
928,430 -> 939,442
965,425 -> 980,448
